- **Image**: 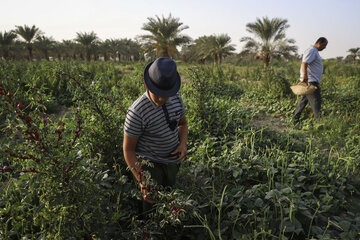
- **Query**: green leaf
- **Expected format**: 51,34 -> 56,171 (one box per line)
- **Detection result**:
265,189 -> 279,200
297,176 -> 307,182
311,226 -> 323,235
281,187 -> 292,194
339,220 -> 351,231
254,198 -> 264,207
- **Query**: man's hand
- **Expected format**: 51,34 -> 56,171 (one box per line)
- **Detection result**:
171,143 -> 187,160
140,183 -> 155,204
301,62 -> 309,84
303,75 -> 308,84
173,116 -> 188,160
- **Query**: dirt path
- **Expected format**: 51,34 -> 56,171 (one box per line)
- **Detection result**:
251,114 -> 289,132
243,100 -> 290,133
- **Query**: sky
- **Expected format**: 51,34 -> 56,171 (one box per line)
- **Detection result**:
1,0 -> 360,59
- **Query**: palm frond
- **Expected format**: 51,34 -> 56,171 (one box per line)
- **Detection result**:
139,14 -> 190,58
15,25 -> 41,43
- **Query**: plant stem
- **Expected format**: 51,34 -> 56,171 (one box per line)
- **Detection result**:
218,185 -> 228,240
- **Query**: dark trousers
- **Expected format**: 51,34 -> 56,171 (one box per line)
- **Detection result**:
293,82 -> 321,119
142,162 -> 180,214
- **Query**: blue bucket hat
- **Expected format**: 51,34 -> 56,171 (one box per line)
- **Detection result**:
144,57 -> 181,98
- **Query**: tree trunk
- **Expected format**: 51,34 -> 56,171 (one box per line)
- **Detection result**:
159,47 -> 169,58
44,50 -> 49,61
86,49 -> 91,61
264,53 -> 270,68
2,49 -> 9,60
27,45 -> 33,61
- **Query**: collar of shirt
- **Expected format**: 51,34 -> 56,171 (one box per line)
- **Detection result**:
311,45 -> 318,52
145,90 -> 172,109
145,91 -> 158,108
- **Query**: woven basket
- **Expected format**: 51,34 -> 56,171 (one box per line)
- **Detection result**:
290,82 -> 317,95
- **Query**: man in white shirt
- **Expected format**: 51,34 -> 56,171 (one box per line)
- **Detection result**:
293,37 -> 328,122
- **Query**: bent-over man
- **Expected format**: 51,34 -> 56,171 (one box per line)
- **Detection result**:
123,57 -> 188,213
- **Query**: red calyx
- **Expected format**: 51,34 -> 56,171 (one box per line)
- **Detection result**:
17,102 -> 24,110
25,116 -> 32,123
3,166 -> 11,171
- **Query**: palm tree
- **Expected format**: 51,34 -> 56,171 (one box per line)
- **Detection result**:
183,36 -> 215,63
35,36 -> 56,61
127,40 -> 143,61
106,38 -> 143,62
75,31 -> 99,61
0,30 -> 17,60
104,38 -> 126,61
15,25 -> 42,61
117,38 -> 132,61
119,38 -> 142,61
51,42 -> 63,60
62,40 -> 79,60
105,39 -> 120,61
347,48 -> 359,64
212,34 -> 236,64
336,56 -> 343,62
181,34 -> 235,64
139,14 -> 191,58
98,40 -> 111,61
240,17 -> 297,68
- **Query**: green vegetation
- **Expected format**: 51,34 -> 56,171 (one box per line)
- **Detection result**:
1,59 -> 359,239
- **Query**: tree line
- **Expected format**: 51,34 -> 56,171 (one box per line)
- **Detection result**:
1,14 -> 359,67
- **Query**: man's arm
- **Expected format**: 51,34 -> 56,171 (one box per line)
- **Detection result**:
301,62 -> 309,83
171,116 -> 188,160
123,133 -> 155,203
123,134 -> 142,182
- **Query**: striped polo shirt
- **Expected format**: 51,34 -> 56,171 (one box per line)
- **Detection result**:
124,91 -> 186,164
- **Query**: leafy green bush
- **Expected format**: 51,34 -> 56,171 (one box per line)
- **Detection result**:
1,60 -> 359,239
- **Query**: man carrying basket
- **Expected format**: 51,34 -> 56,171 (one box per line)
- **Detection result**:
293,37 -> 328,122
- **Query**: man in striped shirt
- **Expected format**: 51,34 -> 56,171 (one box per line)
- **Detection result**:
123,57 -> 188,212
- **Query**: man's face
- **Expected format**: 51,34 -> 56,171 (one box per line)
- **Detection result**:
148,91 -> 169,106
318,41 -> 328,51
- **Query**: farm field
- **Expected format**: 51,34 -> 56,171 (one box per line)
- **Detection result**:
1,60 -> 360,239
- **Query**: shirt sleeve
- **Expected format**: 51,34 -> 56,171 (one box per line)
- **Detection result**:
302,48 -> 316,64
177,93 -> 186,118
124,108 -> 143,138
